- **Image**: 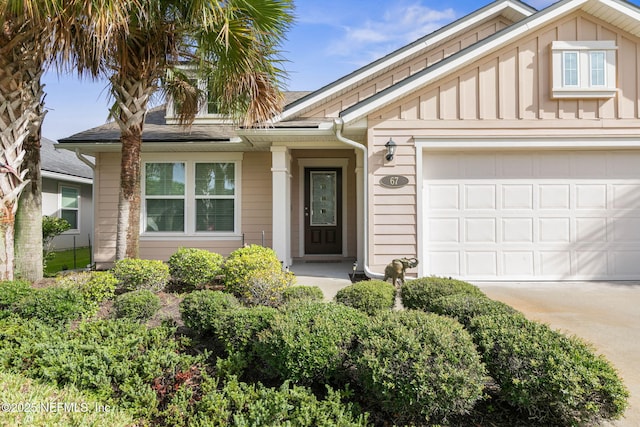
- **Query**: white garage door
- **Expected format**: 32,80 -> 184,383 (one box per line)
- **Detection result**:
423,150 -> 640,280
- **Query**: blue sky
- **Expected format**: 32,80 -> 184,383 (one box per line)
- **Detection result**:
41,0 -> 560,141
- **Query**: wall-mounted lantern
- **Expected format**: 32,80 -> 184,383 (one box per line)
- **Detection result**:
385,138 -> 397,161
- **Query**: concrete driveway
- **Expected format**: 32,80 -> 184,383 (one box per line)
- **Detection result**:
291,263 -> 639,425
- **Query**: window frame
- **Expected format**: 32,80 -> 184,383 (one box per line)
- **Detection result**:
551,41 -> 617,99
141,154 -> 243,238
58,184 -> 80,233
165,74 -> 232,124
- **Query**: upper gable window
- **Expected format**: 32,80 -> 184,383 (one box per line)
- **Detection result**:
166,77 -> 229,124
551,41 -> 617,99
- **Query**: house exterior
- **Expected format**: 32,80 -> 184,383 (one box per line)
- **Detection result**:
41,137 -> 93,250
59,0 -> 640,281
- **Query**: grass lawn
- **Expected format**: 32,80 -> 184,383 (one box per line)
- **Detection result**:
45,247 -> 91,276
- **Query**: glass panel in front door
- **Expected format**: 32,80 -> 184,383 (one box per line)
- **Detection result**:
310,171 -> 337,226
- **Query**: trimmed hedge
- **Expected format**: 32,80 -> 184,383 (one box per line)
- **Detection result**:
282,285 -> 324,303
222,245 -> 283,296
112,258 -> 170,292
400,276 -> 485,311
429,293 -> 521,327
334,280 -> 395,315
351,310 -> 486,425
179,290 -> 240,334
237,269 -> 295,307
113,290 -> 161,322
168,248 -> 224,288
256,302 -> 367,385
470,313 -> 629,425
56,271 -> 118,317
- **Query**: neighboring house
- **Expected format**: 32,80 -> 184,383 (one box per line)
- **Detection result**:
59,0 -> 640,281
41,137 -> 93,250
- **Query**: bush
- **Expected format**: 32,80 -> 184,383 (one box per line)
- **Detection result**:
113,290 -> 161,322
429,293 -> 521,327
282,285 -> 324,303
56,271 -> 118,317
0,280 -> 32,309
112,258 -> 170,292
256,302 -> 367,385
222,245 -> 282,296
12,287 -> 86,326
400,276 -> 485,311
351,310 -> 486,425
168,248 -> 224,288
179,290 -> 240,334
236,269 -> 295,307
335,280 -> 395,315
470,313 -> 629,426
162,375 -> 368,427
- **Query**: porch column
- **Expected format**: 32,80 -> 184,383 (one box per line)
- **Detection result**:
354,149 -> 365,266
271,146 -> 292,267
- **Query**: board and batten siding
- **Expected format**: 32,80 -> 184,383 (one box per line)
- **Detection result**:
93,151 -> 272,268
365,12 -> 640,272
373,13 -> 640,125
302,16 -> 513,119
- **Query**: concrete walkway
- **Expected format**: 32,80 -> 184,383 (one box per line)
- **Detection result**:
289,262 -> 640,426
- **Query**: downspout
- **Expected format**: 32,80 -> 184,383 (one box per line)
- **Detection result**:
75,149 -> 95,170
333,118 -> 384,280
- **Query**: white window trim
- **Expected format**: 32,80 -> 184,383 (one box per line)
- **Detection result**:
58,184 -> 80,234
551,40 -> 617,99
141,153 -> 243,239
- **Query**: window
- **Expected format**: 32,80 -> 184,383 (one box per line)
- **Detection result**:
551,41 -> 617,99
165,75 -> 228,124
60,186 -> 79,231
143,157 -> 240,235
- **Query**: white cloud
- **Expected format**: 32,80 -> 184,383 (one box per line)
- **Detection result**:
324,2 -> 456,64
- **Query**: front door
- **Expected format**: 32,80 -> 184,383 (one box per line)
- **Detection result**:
304,168 -> 342,254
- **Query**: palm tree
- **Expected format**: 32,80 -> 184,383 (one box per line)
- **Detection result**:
104,0 -> 293,259
1,0 -> 131,280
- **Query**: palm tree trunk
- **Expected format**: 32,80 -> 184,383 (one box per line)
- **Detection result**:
111,76 -> 154,260
15,82 -> 45,281
0,38 -> 36,280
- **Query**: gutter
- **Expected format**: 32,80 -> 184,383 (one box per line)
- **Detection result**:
75,149 -> 95,170
333,118 -> 384,280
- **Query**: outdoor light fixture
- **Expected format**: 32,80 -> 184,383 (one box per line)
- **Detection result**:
385,138 -> 397,161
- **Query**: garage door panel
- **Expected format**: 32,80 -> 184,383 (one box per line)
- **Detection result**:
424,150 -> 640,280
539,184 -> 570,209
465,185 -> 496,209
502,185 -> 533,209
465,218 -> 496,242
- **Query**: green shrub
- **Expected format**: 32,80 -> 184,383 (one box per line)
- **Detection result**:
162,375 -> 368,427
222,245 -> 282,295
282,285 -> 324,303
236,269 -> 295,307
113,290 -> 161,322
429,293 -> 521,327
335,280 -> 395,315
0,318 -> 201,420
179,290 -> 240,334
0,280 -> 32,309
112,258 -> 170,292
168,247 -> 224,288
470,313 -> 629,426
352,310 -> 486,425
56,271 -> 118,317
12,287 -> 86,326
256,302 -> 367,385
400,276 -> 485,311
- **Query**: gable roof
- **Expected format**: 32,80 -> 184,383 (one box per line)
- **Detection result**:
339,0 -> 640,124
278,0 -> 536,122
41,137 -> 93,181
